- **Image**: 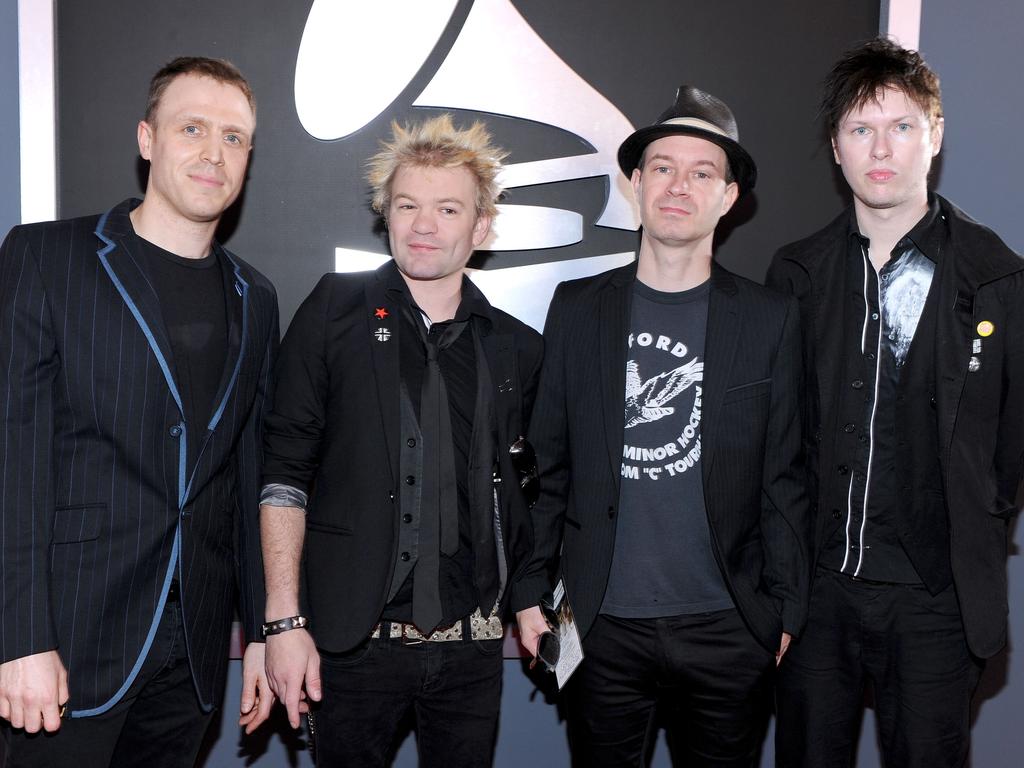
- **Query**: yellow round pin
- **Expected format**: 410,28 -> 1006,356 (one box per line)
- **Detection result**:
977,321 -> 995,337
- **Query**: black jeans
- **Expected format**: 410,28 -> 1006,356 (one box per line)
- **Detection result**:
775,568 -> 983,768
313,630 -> 503,767
2,589 -> 213,768
566,610 -> 775,767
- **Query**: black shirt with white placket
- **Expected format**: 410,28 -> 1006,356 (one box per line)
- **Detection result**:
819,196 -> 946,583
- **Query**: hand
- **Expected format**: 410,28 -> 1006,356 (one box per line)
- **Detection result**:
776,632 -> 792,667
239,642 -> 275,734
265,629 -> 321,729
0,650 -> 69,733
516,605 -> 550,658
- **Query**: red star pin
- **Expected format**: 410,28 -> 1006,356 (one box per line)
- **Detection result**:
374,307 -> 389,319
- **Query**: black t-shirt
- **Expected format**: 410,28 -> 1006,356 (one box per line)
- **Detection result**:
134,233 -> 228,439
601,278 -> 733,618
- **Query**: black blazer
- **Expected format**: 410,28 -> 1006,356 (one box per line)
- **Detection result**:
0,199 -> 278,716
262,262 -> 543,653
511,262 -> 811,652
767,195 -> 1024,658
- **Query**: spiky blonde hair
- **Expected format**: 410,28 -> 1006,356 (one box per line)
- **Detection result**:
366,114 -> 507,219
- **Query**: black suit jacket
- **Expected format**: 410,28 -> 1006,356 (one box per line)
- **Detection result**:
511,262 -> 810,651
767,195 -> 1024,658
262,262 -> 543,653
0,199 -> 279,715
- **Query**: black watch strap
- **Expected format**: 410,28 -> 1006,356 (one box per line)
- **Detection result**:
261,615 -> 309,637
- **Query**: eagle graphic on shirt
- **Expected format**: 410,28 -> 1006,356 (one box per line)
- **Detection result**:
624,358 -> 703,429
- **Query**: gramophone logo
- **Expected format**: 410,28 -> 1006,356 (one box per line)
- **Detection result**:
294,0 -> 640,329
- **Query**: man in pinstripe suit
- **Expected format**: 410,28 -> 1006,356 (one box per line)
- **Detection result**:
514,86 -> 810,766
0,57 -> 278,767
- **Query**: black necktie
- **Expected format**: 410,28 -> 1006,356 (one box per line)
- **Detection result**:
412,316 -> 466,634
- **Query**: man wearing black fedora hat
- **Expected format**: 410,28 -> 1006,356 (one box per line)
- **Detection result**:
513,86 -> 810,765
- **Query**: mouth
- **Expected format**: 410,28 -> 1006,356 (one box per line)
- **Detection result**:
866,169 -> 896,182
189,174 -> 224,188
659,205 -> 691,216
407,242 -> 440,253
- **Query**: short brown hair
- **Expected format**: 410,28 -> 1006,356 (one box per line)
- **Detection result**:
366,114 -> 507,219
144,56 -> 255,125
822,37 -> 942,137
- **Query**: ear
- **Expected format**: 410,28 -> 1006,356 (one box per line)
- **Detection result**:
631,168 -> 642,199
471,213 -> 492,248
720,181 -> 739,216
831,134 -> 841,165
930,116 -> 945,157
137,120 -> 154,160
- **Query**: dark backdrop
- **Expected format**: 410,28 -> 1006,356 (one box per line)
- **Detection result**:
55,0 -> 878,328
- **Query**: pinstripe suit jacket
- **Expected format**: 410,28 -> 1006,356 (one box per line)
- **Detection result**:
0,199 -> 279,715
510,261 -> 811,651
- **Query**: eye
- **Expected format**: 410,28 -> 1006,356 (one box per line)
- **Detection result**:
895,122 -> 912,132
694,171 -> 711,180
853,126 -> 869,136
654,165 -> 671,174
440,207 -> 458,216
183,125 -> 200,136
224,134 -> 242,145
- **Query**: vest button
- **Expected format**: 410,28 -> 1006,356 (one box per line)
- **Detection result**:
405,475 -> 415,485
169,425 -> 182,437
400,551 -> 410,562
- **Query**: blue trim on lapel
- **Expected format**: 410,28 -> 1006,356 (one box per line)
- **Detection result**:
94,211 -> 184,415
70,529 -> 181,718
207,257 -> 249,432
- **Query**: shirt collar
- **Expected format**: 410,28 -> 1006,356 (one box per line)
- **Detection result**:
846,194 -> 945,264
382,259 -> 494,330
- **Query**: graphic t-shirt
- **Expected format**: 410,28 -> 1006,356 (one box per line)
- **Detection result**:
600,279 -> 734,618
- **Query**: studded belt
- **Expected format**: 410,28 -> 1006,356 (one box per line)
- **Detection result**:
370,606 -> 504,643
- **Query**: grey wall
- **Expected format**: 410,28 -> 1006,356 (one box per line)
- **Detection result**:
0,0 -> 19,234
921,3 -> 1024,767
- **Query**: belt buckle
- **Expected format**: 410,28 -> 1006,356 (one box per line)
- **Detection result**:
401,624 -> 425,646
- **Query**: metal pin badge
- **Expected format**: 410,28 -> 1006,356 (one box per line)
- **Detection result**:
977,320 -> 994,337
968,356 -> 981,372
375,327 -> 391,342
374,307 -> 389,319
973,338 -> 982,354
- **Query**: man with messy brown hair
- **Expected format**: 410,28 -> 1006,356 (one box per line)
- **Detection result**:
769,37 -> 1024,768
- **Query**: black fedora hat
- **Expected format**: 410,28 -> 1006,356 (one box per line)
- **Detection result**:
617,85 -> 757,194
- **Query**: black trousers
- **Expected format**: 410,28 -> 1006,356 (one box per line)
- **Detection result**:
775,568 -> 983,768
566,610 -> 775,768
2,587 -> 213,768
313,630 -> 504,767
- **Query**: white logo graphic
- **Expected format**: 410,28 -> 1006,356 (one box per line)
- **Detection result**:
374,328 -> 391,342
621,332 -> 703,481
624,358 -> 703,429
295,0 -> 641,330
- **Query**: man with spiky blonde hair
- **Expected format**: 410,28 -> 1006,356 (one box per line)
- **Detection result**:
259,114 -> 542,766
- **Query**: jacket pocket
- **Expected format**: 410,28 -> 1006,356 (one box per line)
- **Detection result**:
51,504 -> 103,544
306,519 -> 353,536
723,377 -> 771,404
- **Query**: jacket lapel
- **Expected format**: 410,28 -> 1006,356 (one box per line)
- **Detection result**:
700,266 -> 740,482
203,248 -> 247,434
94,201 -> 184,417
599,266 -> 634,482
365,265 -> 401,486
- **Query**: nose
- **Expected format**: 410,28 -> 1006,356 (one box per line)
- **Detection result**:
870,132 -> 892,160
201,136 -> 225,167
412,207 -> 436,234
668,174 -> 689,196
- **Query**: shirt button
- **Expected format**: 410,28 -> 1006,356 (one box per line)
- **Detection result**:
403,513 -> 412,523
405,475 -> 416,485
838,464 -> 849,475
843,423 -> 856,433
851,380 -> 864,390
407,438 -> 416,448
865,352 -> 876,361
400,551 -> 410,562
169,425 -> 182,437
871,312 -> 879,320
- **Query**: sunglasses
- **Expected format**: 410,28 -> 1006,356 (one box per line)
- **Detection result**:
509,436 -> 539,509
529,590 -> 561,671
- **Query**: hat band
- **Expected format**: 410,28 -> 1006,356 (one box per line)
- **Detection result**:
659,116 -> 734,140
